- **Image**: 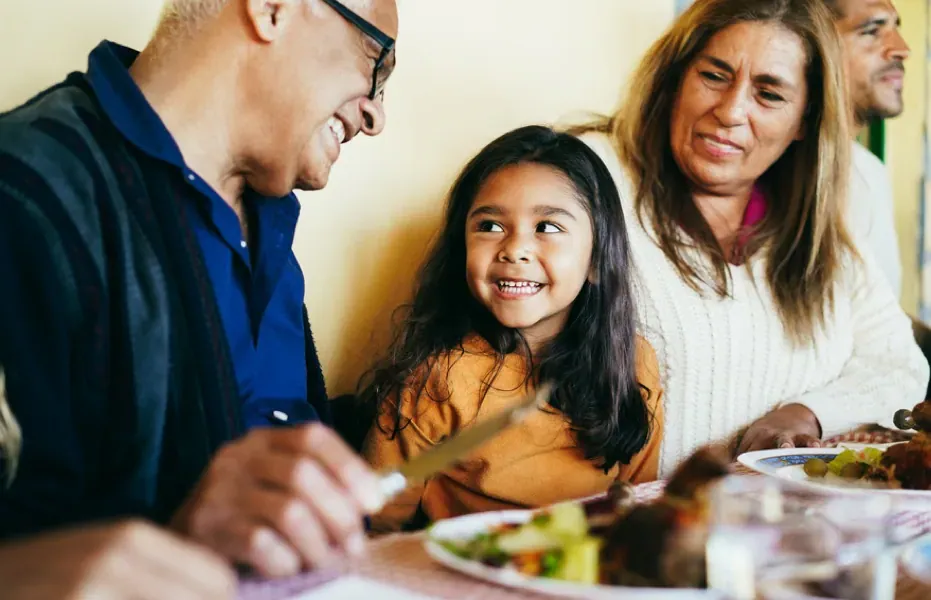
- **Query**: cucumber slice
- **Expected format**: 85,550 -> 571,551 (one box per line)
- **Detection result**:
555,537 -> 602,584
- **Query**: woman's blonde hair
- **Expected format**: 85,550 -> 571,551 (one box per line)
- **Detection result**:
0,368 -> 21,487
574,0 -> 853,343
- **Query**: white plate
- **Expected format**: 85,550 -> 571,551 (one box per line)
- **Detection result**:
737,446 -> 931,509
424,509 -> 718,599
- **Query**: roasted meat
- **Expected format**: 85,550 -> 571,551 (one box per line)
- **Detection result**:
876,432 -> 931,491
883,399 -> 931,490
599,446 -> 731,588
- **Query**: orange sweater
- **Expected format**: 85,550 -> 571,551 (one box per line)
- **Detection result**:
362,335 -> 664,532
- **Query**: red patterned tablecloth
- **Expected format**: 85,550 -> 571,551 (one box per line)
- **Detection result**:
238,432 -> 931,600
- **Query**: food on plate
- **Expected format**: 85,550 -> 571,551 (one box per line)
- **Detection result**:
434,446 -> 732,589
802,448 -> 885,481
880,430 -> 931,490
803,457 -> 828,478
828,447 -> 884,476
800,399 -> 931,491
599,446 -> 730,588
436,501 -> 601,583
894,398 -> 931,432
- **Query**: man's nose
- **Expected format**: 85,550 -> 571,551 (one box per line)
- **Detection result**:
886,28 -> 911,62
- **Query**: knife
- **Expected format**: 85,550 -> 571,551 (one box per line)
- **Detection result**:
377,381 -> 553,500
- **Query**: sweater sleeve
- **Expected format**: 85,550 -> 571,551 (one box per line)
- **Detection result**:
789,253 -> 929,436
0,183 -> 93,538
361,373 -> 456,533
618,337 -> 664,484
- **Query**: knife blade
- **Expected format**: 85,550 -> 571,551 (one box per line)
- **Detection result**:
378,382 -> 553,501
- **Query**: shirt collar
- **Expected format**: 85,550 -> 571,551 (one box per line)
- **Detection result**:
86,40 -> 185,167
731,183 -> 768,265
742,184 -> 768,229
85,40 -> 301,218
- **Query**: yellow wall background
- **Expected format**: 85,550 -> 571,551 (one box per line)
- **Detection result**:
301,1 -> 675,393
2,1 -> 925,392
887,0 -> 928,314
0,0 -> 675,395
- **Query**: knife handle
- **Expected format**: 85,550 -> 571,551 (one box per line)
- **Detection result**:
379,471 -> 408,502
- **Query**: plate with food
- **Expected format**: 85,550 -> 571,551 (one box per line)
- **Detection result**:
738,400 -> 931,507
424,449 -> 732,598
738,443 -> 931,508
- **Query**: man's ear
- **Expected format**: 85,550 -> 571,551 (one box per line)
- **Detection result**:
246,0 -> 300,42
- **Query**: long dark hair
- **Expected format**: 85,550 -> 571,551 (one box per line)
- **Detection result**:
359,125 -> 652,471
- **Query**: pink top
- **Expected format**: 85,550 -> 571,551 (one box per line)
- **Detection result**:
732,184 -> 767,264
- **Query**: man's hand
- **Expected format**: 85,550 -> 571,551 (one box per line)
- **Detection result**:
735,403 -> 823,454
171,423 -> 385,578
1,520 -> 235,600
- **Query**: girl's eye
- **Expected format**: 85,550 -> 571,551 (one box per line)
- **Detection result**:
862,27 -> 880,37
537,222 -> 563,234
477,221 -> 504,233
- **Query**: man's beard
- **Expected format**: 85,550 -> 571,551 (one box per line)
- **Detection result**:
855,103 -> 898,125
855,61 -> 906,125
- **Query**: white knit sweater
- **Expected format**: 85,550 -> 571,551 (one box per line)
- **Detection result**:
582,133 -> 929,477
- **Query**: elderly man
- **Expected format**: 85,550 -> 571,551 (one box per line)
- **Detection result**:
828,0 -> 909,296
0,0 -> 396,578
1,521 -> 236,599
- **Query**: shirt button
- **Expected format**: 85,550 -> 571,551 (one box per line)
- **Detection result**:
240,240 -> 247,248
187,173 -> 195,181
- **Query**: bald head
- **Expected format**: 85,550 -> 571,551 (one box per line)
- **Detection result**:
160,0 -> 226,28
160,0 -> 396,35
360,0 -> 399,40
140,0 -> 400,197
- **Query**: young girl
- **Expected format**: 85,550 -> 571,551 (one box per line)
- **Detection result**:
361,125 -> 664,532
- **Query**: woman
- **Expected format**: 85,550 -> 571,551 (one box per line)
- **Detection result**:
574,0 -> 928,476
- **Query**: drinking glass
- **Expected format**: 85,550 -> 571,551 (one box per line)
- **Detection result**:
705,475 -> 896,600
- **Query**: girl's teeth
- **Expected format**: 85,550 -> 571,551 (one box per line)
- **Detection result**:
497,281 -> 542,294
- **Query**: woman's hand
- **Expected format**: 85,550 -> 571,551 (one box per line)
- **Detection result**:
735,403 -> 822,454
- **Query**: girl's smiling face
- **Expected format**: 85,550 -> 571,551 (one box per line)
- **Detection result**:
465,163 -> 594,350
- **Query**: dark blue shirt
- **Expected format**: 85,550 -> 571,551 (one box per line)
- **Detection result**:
86,41 -> 315,429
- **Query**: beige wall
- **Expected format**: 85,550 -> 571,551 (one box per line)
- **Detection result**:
0,1 -> 676,395
887,0 -> 928,314
0,2 -> 161,105
302,0 -> 675,393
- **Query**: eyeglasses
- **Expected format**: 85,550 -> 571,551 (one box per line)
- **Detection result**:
321,0 -> 396,100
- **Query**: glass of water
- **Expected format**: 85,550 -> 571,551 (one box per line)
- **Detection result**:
705,475 -> 896,600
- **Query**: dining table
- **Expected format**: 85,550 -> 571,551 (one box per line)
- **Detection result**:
238,431 -> 931,600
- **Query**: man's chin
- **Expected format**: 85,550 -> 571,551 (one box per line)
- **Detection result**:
295,169 -> 331,192
294,180 -> 324,192
874,102 -> 905,120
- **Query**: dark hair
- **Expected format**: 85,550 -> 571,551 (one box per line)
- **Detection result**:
359,125 -> 652,471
